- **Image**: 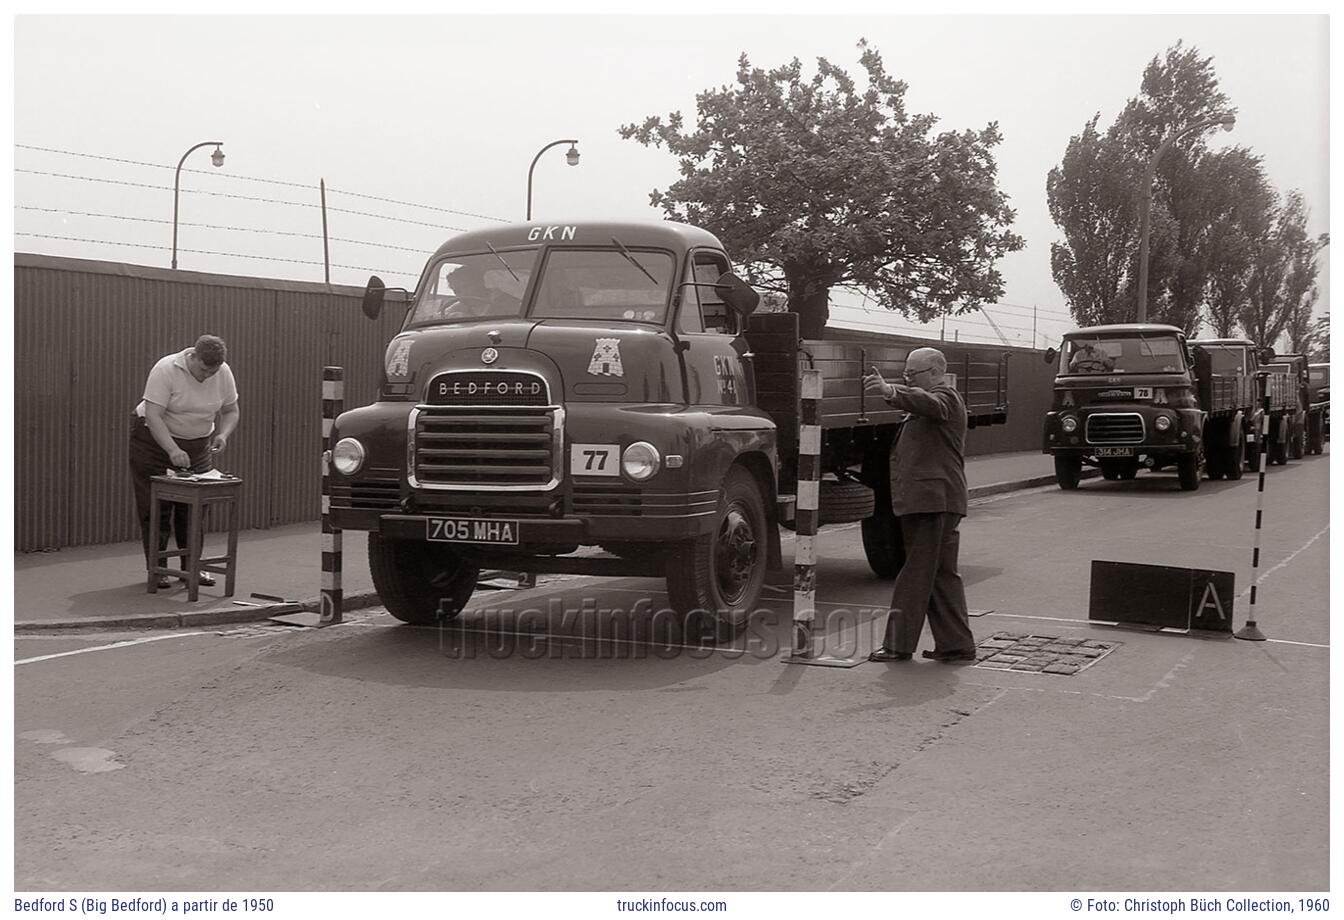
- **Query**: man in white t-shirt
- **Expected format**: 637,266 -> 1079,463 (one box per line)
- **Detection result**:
128,334 -> 240,588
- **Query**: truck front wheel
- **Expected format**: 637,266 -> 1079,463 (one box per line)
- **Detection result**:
1177,450 -> 1202,491
368,533 -> 479,625
1308,413 -> 1324,455
1054,455 -> 1082,490
1223,429 -> 1245,481
665,467 -> 767,643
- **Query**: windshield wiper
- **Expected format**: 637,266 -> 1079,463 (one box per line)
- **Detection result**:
486,242 -> 521,283
610,236 -> 658,285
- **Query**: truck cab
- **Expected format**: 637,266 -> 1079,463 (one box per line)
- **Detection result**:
328,221 -> 777,639
1042,324 -> 1205,490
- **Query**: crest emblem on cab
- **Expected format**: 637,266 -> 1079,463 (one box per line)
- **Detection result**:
588,338 -> 624,377
481,347 -> 499,365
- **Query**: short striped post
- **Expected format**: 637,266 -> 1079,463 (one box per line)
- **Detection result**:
1236,373 -> 1270,641
320,366 -> 344,626
791,369 -> 823,658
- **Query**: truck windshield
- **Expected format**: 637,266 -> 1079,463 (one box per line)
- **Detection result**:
408,250 -> 538,326
1061,335 -> 1186,375
531,248 -> 675,324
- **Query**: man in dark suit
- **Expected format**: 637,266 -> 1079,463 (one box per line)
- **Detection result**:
861,347 -> 976,663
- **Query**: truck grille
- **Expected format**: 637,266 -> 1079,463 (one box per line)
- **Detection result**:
329,474 -> 400,511
1086,413 -> 1145,444
411,406 -> 561,490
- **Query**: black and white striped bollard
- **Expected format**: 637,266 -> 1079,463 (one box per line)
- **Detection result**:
791,368 -> 823,657
785,368 -> 864,667
1235,372 -> 1270,641
320,366 -> 344,626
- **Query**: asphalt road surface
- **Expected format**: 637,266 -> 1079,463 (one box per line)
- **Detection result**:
15,452 -> 1329,891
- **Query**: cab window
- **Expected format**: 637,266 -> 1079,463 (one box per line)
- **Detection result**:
678,251 -> 735,335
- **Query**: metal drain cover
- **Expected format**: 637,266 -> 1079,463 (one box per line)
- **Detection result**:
975,632 -> 1119,675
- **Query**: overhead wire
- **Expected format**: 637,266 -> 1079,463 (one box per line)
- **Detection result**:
15,232 -> 419,277
14,205 -> 432,253
14,143 -> 508,222
16,168 -> 468,231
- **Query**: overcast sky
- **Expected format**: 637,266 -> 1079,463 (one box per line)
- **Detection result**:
11,13 -> 1330,349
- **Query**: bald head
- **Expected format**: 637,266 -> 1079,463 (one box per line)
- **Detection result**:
903,347 -> 948,387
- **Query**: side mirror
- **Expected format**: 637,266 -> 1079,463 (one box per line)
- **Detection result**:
1258,346 -> 1276,365
1043,347 -> 1058,365
362,275 -> 387,321
714,272 -> 760,318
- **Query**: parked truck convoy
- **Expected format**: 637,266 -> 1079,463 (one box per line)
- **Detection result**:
1264,352 -> 1328,458
1042,325 -> 1316,491
328,221 -> 1009,640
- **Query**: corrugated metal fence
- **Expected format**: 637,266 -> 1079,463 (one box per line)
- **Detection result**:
14,253 -> 1058,552
15,253 -> 408,551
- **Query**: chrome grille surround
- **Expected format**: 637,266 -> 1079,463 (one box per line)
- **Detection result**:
407,370 -> 563,492
1085,412 -> 1145,445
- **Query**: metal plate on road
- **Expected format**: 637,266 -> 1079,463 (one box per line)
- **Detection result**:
1094,447 -> 1134,457
973,632 -> 1120,675
427,517 -> 519,545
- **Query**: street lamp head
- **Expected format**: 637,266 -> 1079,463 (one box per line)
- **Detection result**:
1219,114 -> 1236,133
211,145 -> 226,167
565,143 -> 580,167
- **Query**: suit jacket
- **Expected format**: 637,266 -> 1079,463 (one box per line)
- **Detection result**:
885,380 -> 968,517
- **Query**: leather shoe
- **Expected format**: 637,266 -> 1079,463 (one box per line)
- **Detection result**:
868,648 -> 913,662
921,648 -> 977,662
154,575 -> 174,590
197,571 -> 217,587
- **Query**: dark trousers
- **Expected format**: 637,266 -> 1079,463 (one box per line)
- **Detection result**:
128,415 -> 213,567
883,512 -> 974,654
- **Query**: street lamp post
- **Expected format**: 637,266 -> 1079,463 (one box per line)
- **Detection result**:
172,141 -> 226,269
526,139 -> 580,221
1135,114 -> 1235,322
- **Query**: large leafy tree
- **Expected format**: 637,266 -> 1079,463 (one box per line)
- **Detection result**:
619,41 -> 1023,338
1239,191 -> 1326,350
1201,148 -> 1275,336
1049,42 -> 1237,332
1046,116 -> 1141,327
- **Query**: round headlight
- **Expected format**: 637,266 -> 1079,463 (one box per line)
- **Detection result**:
621,441 -> 661,481
332,437 -> 365,475
1154,415 -> 1172,432
1061,415 -> 1078,433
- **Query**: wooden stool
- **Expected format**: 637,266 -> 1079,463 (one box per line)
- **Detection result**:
148,475 -> 243,601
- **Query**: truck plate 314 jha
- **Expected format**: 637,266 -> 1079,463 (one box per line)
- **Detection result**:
329,221 -> 1008,641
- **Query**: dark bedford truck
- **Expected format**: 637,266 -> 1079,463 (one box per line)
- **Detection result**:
1264,353 -> 1327,458
329,220 -> 1008,640
1042,325 -> 1274,491
1190,338 -> 1298,468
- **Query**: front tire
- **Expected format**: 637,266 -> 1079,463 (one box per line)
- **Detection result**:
1224,429 -> 1246,480
1308,414 -> 1324,455
1055,455 -> 1082,490
1177,450 -> 1201,491
368,533 -> 479,625
665,467 -> 767,643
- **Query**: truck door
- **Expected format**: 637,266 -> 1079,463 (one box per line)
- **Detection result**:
675,249 -> 750,408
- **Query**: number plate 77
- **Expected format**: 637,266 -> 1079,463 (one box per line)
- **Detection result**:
570,443 -> 619,476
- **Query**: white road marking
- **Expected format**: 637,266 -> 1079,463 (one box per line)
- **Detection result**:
1236,524 -> 1329,601
15,632 -> 212,666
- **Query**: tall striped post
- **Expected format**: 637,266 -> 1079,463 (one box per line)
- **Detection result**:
791,368 -> 824,658
320,366 -> 344,626
1236,373 -> 1270,641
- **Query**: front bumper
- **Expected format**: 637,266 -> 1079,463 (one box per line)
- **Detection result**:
1043,406 -> 1203,457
